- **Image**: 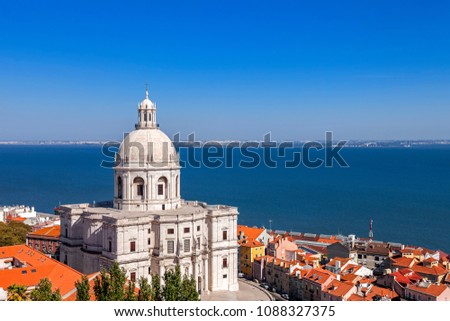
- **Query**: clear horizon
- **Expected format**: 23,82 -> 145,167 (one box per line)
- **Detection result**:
1,0 -> 449,141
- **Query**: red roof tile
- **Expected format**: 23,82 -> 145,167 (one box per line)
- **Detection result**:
239,238 -> 264,248
0,245 -> 85,300
237,225 -> 265,240
304,268 -> 336,285
408,282 -> 449,297
28,225 -> 60,238
325,280 -> 354,297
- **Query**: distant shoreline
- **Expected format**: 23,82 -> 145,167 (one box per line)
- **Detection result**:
1,140 -> 450,148
0,141 -> 107,146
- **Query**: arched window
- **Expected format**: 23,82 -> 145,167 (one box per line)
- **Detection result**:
117,176 -> 123,199
175,175 -> 179,197
157,176 -> 168,199
133,177 -> 145,200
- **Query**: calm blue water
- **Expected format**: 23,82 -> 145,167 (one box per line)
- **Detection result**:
0,145 -> 449,252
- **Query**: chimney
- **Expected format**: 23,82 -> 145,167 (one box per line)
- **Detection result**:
336,260 -> 341,269
336,274 -> 341,281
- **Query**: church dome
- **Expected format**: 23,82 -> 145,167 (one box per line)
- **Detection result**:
113,87 -> 181,212
117,128 -> 179,167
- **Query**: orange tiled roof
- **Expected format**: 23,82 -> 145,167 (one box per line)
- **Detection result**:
0,245 -> 85,300
290,268 -> 310,279
347,293 -> 365,301
349,285 -> 398,301
304,268 -> 336,285
408,282 -> 449,297
239,238 -> 264,248
358,276 -> 376,285
392,268 -> 422,285
411,262 -> 447,276
327,257 -> 351,267
423,257 -> 438,263
326,280 -> 354,297
316,238 -> 340,244
340,264 -> 362,275
400,248 -> 423,256
10,217 -> 26,222
391,256 -> 416,268
420,247 -> 437,256
237,225 -> 265,240
28,225 -> 60,238
365,285 -> 398,300
340,273 -> 361,284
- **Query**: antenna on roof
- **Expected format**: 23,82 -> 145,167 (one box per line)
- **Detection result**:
369,219 -> 374,241
268,219 -> 272,232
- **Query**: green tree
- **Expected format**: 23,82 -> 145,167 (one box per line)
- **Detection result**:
151,273 -> 162,301
30,278 -> 61,301
161,265 -> 199,301
124,281 -> 136,301
7,284 -> 29,301
52,289 -> 62,301
92,263 -> 199,301
180,275 -> 200,301
0,222 -> 32,246
162,265 -> 182,301
93,270 -> 111,301
137,277 -> 152,301
75,276 -> 90,301
93,262 -> 126,301
108,262 -> 126,300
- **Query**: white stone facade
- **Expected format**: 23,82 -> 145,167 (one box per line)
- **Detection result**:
59,88 -> 239,293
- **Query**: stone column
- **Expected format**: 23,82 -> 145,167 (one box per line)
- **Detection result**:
203,257 -> 209,294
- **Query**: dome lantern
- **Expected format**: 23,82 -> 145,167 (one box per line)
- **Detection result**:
136,84 -> 157,129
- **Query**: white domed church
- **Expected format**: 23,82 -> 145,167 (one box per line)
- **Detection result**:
59,88 -> 239,293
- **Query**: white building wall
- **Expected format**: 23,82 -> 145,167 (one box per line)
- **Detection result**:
60,204 -> 239,294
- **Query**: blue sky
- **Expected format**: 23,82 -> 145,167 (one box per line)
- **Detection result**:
0,0 -> 449,141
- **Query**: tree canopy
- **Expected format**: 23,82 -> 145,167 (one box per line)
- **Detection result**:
30,278 -> 62,301
91,263 -> 199,301
75,276 -> 90,301
0,221 -> 32,246
162,265 -> 199,301
93,262 -> 127,301
137,277 -> 151,301
7,284 -> 29,301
